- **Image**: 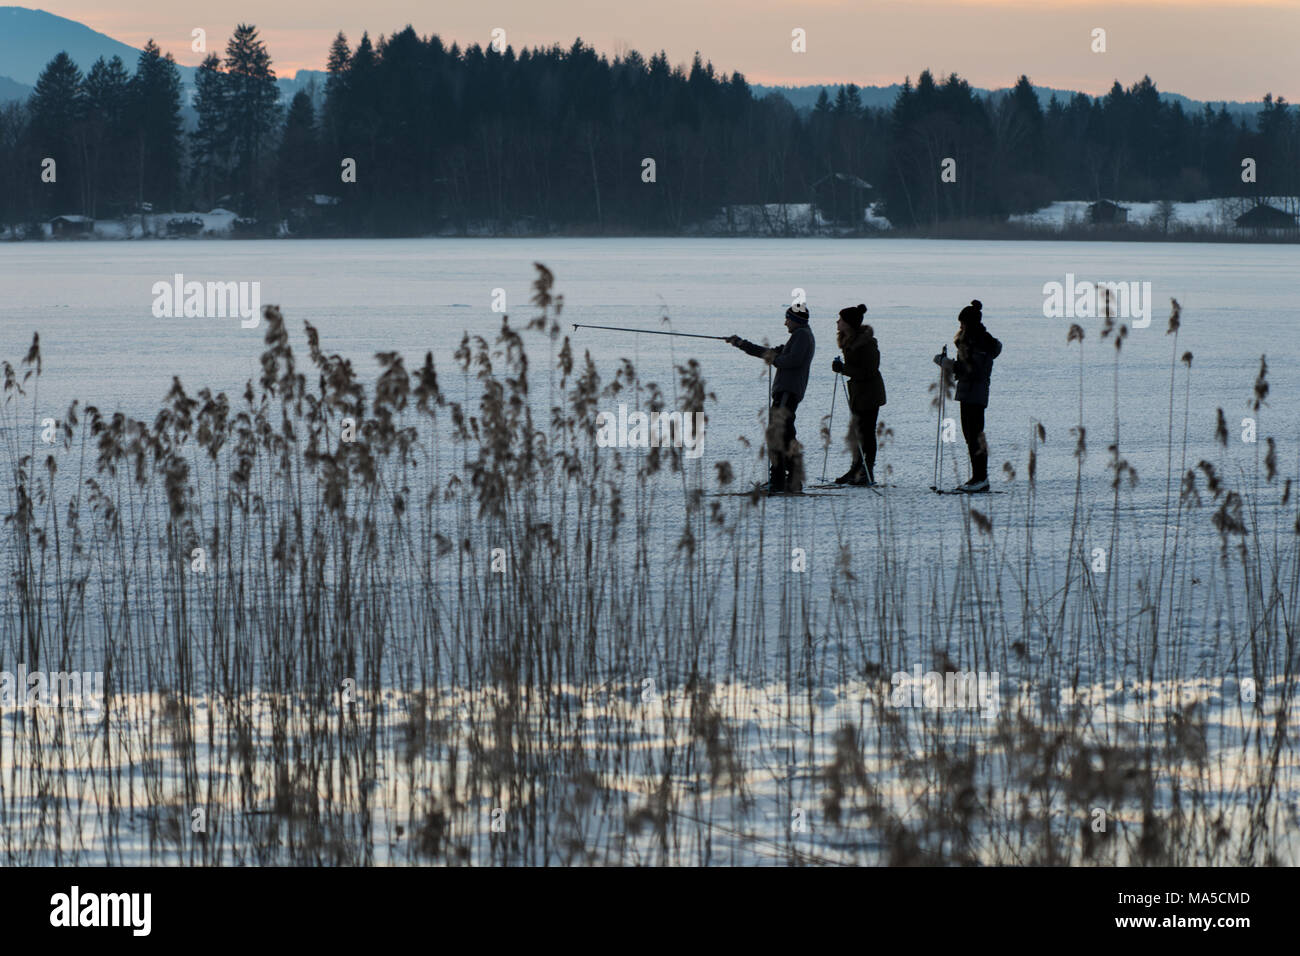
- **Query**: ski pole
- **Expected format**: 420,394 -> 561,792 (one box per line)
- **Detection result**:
571,323 -> 730,340
939,347 -> 947,487
759,366 -> 769,486
940,346 -> 948,485
930,345 -> 947,491
939,363 -> 945,486
820,372 -> 840,482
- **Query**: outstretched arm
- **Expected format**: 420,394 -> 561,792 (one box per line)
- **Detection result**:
727,335 -> 771,359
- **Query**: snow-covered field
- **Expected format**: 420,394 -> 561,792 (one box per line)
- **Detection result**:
0,238 -> 1296,865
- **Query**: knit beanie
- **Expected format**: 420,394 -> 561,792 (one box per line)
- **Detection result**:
958,299 -> 983,325
838,303 -> 867,330
785,303 -> 810,325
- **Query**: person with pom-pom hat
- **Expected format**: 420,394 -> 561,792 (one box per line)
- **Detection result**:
830,303 -> 886,486
934,300 -> 1001,493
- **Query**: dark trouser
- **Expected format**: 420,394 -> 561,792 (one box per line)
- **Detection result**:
960,401 -> 988,482
847,400 -> 879,480
767,391 -> 803,490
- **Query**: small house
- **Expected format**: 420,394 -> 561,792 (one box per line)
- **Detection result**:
813,173 -> 874,226
1234,203 -> 1297,233
285,195 -> 345,236
1088,200 -> 1128,225
49,214 -> 93,237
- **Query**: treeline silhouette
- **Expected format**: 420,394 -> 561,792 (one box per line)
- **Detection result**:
1,23 -> 1296,234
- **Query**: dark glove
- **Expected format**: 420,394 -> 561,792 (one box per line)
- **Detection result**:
726,335 -> 741,346
831,358 -> 844,374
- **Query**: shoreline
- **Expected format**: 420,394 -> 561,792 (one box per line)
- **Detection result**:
6,228 -> 1299,244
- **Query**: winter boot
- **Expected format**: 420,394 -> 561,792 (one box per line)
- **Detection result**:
835,465 -> 864,485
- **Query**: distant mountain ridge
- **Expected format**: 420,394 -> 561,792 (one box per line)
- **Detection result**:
752,82 -> 1264,124
0,7 -> 323,107
0,6 -> 169,87
0,73 -> 32,102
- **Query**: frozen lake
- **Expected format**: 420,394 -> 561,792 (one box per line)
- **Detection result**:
1,237 -> 1295,493
0,237 -> 1296,865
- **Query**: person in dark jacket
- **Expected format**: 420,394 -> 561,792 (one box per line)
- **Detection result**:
934,299 -> 1001,493
727,303 -> 816,494
830,304 -> 887,486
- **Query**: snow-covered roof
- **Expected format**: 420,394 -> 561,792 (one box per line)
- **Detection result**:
812,173 -> 873,190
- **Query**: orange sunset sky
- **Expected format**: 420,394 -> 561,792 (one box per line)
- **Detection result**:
37,1 -> 1300,100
